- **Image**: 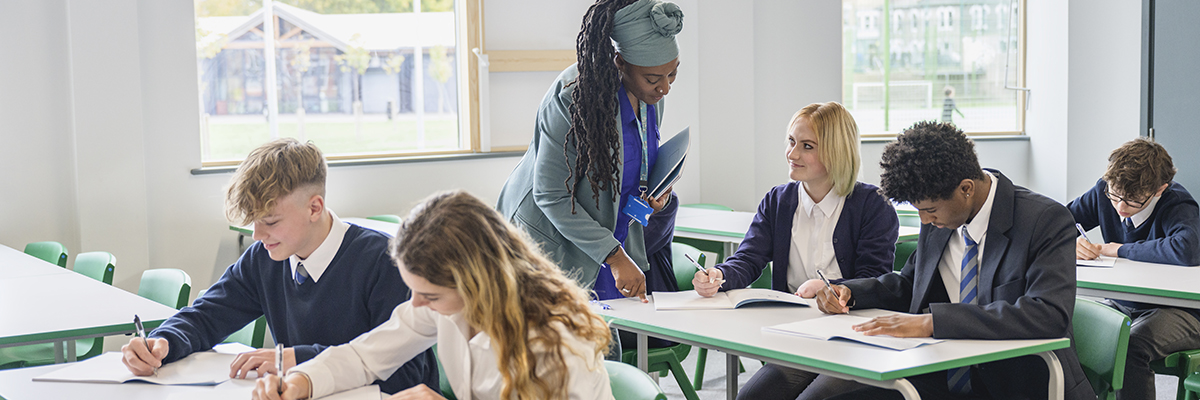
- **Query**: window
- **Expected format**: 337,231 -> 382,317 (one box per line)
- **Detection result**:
892,11 -> 903,33
194,0 -> 479,166
843,0 -> 1025,136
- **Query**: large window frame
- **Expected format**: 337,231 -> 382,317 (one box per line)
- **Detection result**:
846,0 -> 1027,138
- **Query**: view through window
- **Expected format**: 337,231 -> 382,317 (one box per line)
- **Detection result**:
843,0 -> 1024,135
195,0 -> 462,164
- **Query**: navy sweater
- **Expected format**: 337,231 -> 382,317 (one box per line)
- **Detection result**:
715,181 -> 899,292
1067,179 -> 1200,266
150,224 -> 439,394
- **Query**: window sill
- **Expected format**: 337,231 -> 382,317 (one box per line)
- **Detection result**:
190,150 -> 526,175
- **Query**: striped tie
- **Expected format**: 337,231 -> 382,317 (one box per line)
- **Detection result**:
295,262 -> 309,285
948,228 -> 979,394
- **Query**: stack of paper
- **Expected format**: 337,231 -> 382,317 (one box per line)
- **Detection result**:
763,314 -> 943,351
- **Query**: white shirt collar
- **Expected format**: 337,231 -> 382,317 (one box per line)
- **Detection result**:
799,183 -> 843,219
1129,193 -> 1161,228
289,209 -> 350,283
962,170 -> 998,244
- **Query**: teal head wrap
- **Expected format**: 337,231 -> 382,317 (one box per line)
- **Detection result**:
611,0 -> 684,67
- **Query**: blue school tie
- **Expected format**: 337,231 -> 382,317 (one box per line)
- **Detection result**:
294,262 -> 308,285
1124,218 -> 1138,243
948,228 -> 979,395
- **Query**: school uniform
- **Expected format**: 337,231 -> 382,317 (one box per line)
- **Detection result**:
149,211 -> 439,395
1068,179 -> 1200,399
827,170 -> 1095,400
290,301 -> 614,400
715,181 -> 898,400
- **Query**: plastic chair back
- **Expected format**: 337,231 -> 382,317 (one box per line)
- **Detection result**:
680,203 -> 734,212
196,289 -> 267,348
606,360 -> 668,400
750,263 -> 772,289
138,269 -> 192,309
1073,297 -> 1131,399
670,242 -> 703,291
24,241 -> 68,267
894,241 -> 918,272
366,214 -> 402,224
73,251 -> 116,285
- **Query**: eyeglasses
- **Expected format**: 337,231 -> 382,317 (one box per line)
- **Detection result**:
1105,191 -> 1148,209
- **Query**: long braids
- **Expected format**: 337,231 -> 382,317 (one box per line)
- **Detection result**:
565,0 -> 638,212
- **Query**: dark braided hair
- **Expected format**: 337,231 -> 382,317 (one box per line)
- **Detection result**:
565,0 -> 638,212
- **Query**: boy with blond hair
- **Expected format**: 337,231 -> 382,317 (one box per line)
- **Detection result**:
120,138 -> 438,394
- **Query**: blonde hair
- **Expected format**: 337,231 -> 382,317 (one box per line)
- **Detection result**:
789,102 -> 861,197
392,191 -> 612,399
224,138 -> 327,225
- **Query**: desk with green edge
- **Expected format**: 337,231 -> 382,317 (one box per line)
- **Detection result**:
0,245 -> 177,363
673,207 -> 921,265
1077,258 -> 1200,309
598,297 -> 1069,400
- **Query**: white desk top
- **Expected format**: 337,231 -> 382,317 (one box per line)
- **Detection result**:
1077,258 -> 1200,308
598,296 -> 1068,382
674,207 -> 920,242
0,245 -> 71,280
0,271 -> 178,347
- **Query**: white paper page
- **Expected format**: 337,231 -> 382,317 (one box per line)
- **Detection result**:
652,291 -> 734,310
34,351 -> 235,386
763,314 -> 942,351
212,342 -> 257,354
1077,256 -> 1117,268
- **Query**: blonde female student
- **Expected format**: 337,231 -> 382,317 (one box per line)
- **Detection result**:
251,191 -> 615,400
693,102 -> 899,400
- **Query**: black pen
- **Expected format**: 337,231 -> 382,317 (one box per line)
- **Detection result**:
275,342 -> 284,394
816,270 -> 842,302
133,314 -> 156,375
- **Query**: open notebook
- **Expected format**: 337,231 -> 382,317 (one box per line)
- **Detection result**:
763,314 -> 943,351
653,288 -> 809,310
1077,256 -> 1116,268
34,351 -> 236,386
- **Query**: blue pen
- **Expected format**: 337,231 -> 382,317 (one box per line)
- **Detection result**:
816,270 -> 842,302
1075,223 -> 1093,243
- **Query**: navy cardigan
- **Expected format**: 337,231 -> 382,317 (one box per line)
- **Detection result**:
715,181 -> 900,292
1067,179 -> 1200,266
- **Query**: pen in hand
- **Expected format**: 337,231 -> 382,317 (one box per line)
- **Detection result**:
1075,223 -> 1092,243
133,314 -> 156,375
816,270 -> 843,303
275,342 -> 284,394
684,253 -> 724,285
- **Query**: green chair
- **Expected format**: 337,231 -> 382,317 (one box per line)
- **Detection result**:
1182,371 -> 1200,400
366,214 -> 402,224
620,242 -> 699,400
894,241 -> 918,272
138,269 -> 192,310
680,203 -> 734,212
1152,349 -> 1200,400
24,241 -> 68,267
606,360 -> 668,400
196,289 -> 268,348
1073,297 -> 1132,399
896,209 -> 921,228
0,251 -> 117,369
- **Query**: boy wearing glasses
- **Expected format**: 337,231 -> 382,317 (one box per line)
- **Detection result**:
1067,137 -> 1200,399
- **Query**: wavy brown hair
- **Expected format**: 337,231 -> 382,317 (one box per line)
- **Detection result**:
224,138 -> 327,225
1104,138 -> 1176,200
392,191 -> 613,399
564,0 -> 639,211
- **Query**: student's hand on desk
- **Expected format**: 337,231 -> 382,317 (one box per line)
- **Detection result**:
795,279 -> 828,298
231,347 -> 296,379
120,336 -> 168,376
606,247 -> 648,302
814,285 -> 852,314
1075,237 -> 1101,260
252,372 -> 311,400
693,268 -> 725,297
853,314 -> 934,338
644,187 -> 673,213
387,384 -> 446,400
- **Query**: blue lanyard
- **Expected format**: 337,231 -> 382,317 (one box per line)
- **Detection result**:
636,100 -> 649,195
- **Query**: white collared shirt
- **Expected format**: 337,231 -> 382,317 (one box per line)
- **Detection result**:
1128,193 -> 1161,228
288,209 -> 350,284
291,302 -> 613,400
787,184 -> 847,292
937,170 -> 998,303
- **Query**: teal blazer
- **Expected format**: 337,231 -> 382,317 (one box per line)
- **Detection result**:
497,64 -> 665,288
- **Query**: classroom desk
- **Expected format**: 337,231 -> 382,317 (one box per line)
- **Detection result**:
0,244 -> 72,279
0,256 -> 177,363
0,358 -> 259,399
1077,258 -> 1200,309
598,297 -> 1069,400
673,207 -> 921,264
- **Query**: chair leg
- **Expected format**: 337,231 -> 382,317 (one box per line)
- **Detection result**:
693,347 -> 708,390
668,358 -> 700,400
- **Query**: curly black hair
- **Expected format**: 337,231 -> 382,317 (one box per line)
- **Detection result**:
564,0 -> 638,212
879,121 -> 985,204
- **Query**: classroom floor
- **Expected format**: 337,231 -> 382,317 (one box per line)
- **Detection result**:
657,346 -> 1181,400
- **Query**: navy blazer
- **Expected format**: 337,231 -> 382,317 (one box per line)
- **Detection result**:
842,170 -> 1095,400
715,181 -> 899,292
